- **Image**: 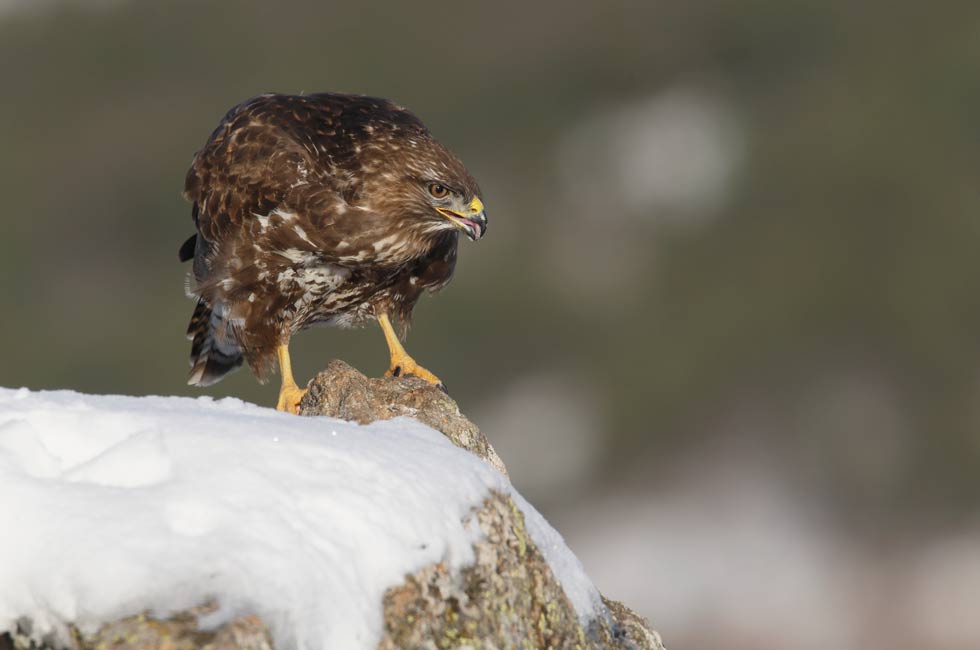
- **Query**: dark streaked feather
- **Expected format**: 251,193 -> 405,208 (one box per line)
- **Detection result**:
186,299 -> 244,386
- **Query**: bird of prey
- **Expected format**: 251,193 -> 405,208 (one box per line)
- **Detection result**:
178,93 -> 487,413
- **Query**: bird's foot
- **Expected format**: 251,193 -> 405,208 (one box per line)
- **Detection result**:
386,353 -> 448,393
276,383 -> 308,414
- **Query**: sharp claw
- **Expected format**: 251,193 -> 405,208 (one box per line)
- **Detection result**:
276,386 -> 307,415
393,366 -> 402,377
396,371 -> 447,394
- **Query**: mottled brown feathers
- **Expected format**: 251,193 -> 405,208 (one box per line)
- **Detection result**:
180,93 -> 482,385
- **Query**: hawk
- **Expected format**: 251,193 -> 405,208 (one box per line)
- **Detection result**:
178,93 -> 487,413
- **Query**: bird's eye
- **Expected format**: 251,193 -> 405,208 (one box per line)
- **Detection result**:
428,183 -> 449,199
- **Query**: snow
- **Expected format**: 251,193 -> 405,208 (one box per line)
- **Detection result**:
0,387 -> 602,649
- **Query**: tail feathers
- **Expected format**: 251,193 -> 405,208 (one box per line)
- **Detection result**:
186,299 -> 244,387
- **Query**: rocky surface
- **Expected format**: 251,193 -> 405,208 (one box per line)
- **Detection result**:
0,605 -> 273,650
299,360 -> 508,476
304,361 -> 662,650
380,490 -> 663,650
1,362 -> 662,650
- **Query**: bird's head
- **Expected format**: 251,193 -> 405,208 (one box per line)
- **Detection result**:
420,181 -> 487,241
346,101 -> 488,243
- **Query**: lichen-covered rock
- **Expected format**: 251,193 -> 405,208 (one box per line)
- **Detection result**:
0,605 -> 273,650
600,598 -> 665,650
379,490 -> 663,650
301,361 -> 663,650
300,360 -> 508,476
2,362 -> 662,650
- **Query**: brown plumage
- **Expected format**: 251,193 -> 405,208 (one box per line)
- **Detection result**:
179,93 -> 487,401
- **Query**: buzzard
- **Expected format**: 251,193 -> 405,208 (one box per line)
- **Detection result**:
178,93 -> 487,413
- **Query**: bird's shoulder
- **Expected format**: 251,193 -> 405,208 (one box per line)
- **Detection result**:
182,95 -> 362,246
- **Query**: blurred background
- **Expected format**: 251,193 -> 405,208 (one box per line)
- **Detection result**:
1,0 -> 979,647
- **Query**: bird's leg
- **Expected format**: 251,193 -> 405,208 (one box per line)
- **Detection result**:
378,313 -> 446,391
276,343 -> 307,414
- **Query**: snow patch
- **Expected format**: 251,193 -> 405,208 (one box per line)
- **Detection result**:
0,388 -> 602,649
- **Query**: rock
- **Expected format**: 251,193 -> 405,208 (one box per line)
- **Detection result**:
299,360 -> 508,476
2,362 -> 662,650
380,490 -> 664,650
0,605 -> 273,650
301,361 -> 663,650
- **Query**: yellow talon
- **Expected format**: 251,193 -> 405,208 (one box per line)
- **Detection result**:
378,313 -> 446,391
276,383 -> 308,414
275,343 -> 308,414
385,351 -> 442,385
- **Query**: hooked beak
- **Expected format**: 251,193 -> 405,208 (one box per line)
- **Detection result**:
436,197 -> 488,241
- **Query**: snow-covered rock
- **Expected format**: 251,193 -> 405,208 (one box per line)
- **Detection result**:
0,362 -> 661,650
